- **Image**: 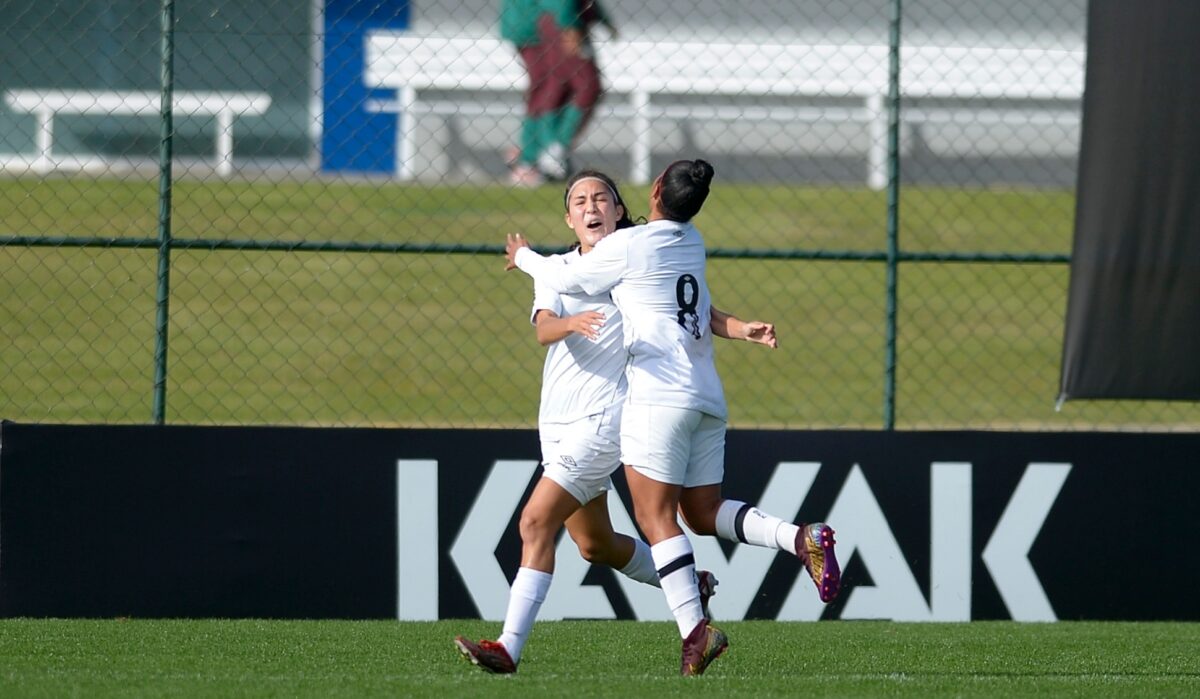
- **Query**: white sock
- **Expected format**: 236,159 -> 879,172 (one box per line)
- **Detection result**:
496,567 -> 553,665
651,535 -> 706,638
618,538 -> 661,587
715,499 -> 799,555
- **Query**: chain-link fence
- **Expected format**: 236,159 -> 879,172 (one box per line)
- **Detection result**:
1,0 -> 1196,430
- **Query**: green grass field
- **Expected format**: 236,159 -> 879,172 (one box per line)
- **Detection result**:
2,619 -> 1198,697
2,175 -> 1199,429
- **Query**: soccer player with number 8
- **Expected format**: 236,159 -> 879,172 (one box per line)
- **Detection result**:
455,170 -> 736,675
503,160 -> 842,676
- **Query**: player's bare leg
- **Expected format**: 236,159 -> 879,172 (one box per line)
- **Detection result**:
565,491 -> 718,618
626,465 -> 726,675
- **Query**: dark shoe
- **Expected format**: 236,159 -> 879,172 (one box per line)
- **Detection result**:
454,635 -> 517,674
680,620 -> 728,676
796,522 -> 841,603
697,570 -> 719,621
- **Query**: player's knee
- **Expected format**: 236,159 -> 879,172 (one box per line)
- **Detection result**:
678,502 -> 718,536
633,510 -> 675,542
574,538 -> 607,564
518,508 -> 556,548
678,509 -> 715,536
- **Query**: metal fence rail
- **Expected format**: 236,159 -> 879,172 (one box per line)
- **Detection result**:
2,0 -> 1196,430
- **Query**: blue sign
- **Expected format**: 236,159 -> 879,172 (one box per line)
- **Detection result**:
321,0 -> 410,173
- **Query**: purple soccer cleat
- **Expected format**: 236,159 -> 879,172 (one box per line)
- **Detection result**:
796,522 -> 841,603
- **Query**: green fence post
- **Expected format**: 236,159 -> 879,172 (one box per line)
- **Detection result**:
883,0 -> 902,430
152,0 -> 175,425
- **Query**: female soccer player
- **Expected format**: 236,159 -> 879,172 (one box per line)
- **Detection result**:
505,160 -> 841,676
455,170 -> 772,674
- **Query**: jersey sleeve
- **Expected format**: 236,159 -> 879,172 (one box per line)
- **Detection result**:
530,274 -> 565,325
514,234 -> 626,296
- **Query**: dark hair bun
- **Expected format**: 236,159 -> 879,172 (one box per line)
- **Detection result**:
689,159 -> 714,187
658,159 -> 714,222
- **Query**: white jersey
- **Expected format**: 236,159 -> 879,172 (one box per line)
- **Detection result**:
515,219 -> 727,420
532,249 -> 627,428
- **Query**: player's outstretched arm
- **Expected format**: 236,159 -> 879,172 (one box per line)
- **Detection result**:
504,232 -> 531,271
711,305 -> 778,348
505,231 -> 626,296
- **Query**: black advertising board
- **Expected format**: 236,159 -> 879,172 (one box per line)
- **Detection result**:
1,423 -> 1196,620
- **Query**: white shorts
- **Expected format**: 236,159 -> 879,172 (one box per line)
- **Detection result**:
620,403 -> 725,487
539,406 -> 621,505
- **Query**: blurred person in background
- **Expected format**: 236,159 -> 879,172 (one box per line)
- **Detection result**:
501,1 -> 614,186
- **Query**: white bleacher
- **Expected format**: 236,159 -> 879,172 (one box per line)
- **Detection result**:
2,90 -> 272,177
364,33 -> 1085,188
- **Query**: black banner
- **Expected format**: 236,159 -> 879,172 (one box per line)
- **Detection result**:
1060,0 -> 1200,400
2,423 -> 1198,620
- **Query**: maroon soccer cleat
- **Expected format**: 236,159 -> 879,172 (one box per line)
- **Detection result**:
680,620 -> 729,676
454,635 -> 517,674
697,570 -> 719,621
796,522 -> 841,603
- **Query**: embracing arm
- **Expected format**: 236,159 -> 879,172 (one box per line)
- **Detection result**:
710,305 -> 778,348
505,232 -> 625,296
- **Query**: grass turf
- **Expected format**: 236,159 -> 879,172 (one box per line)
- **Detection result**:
1,619 -> 1198,697
2,176 -> 1199,429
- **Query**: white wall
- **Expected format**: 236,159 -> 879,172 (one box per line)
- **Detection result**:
410,0 -> 1085,49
